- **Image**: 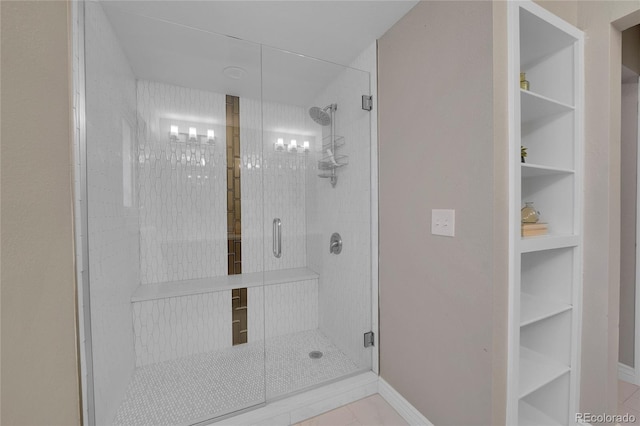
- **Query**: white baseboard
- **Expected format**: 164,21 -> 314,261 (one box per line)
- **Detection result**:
206,373 -> 433,426
378,377 -> 434,426
619,362 -> 638,385
210,372 -> 378,425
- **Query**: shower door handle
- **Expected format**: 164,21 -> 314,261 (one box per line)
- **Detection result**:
273,218 -> 282,258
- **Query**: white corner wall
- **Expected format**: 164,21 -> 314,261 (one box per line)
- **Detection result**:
85,2 -> 140,424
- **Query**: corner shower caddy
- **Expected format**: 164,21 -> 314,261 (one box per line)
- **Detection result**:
311,103 -> 348,188
318,134 -> 348,187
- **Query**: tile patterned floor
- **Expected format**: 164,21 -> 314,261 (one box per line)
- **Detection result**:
113,330 -> 359,425
294,394 -> 408,426
620,379 -> 640,424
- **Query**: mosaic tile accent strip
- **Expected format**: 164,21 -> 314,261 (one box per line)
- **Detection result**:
232,288 -> 248,345
226,95 -> 243,276
113,330 -> 360,426
136,80 -> 227,284
132,291 -> 232,367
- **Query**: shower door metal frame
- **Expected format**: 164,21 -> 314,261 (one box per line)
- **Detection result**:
71,1 -> 96,424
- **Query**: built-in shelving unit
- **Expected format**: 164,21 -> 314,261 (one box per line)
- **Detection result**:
508,2 -> 583,425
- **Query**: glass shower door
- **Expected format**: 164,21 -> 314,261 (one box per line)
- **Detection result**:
260,46 -> 373,400
84,4 -> 266,424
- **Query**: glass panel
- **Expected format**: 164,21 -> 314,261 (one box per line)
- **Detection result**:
84,2 -> 264,424
261,46 -> 372,400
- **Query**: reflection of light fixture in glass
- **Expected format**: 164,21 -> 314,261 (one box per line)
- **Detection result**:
275,138 -> 285,151
289,139 -> 297,152
170,125 -> 179,139
223,66 -> 247,80
189,127 -> 197,141
303,141 -> 310,152
207,129 -> 215,142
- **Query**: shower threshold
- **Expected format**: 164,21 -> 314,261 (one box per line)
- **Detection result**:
113,330 -> 360,426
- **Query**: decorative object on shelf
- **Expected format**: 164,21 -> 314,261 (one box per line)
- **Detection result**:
521,145 -> 527,163
521,201 -> 540,223
521,222 -> 548,237
520,72 -> 530,91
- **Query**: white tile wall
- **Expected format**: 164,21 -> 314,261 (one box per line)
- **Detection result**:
136,83 -> 312,281
308,47 -> 374,370
132,291 -> 231,366
85,2 -> 139,424
136,80 -> 227,284
237,97 -> 264,275
240,99 -> 316,274
133,279 -> 318,365
249,279 -> 319,342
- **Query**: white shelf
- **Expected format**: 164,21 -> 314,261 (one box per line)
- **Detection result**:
131,267 -> 319,302
519,401 -> 562,426
520,293 -> 572,327
520,234 -> 579,253
521,90 -> 574,124
509,2 -> 582,423
519,7 -> 579,68
521,163 -> 574,178
519,346 -> 570,398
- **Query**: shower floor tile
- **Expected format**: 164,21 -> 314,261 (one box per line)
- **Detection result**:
113,330 -> 360,426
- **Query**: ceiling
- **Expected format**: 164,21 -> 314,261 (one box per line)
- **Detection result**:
99,1 -> 418,106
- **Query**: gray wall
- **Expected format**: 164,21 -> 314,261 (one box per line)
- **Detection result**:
623,25 -> 640,75
1,1 -> 82,424
576,2 -> 640,414
619,72 -> 638,368
378,2 -> 497,424
619,24 -> 640,371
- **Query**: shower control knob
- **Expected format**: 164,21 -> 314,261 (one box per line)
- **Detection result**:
329,232 -> 342,255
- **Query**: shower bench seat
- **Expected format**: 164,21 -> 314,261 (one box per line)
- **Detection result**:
130,267 -> 319,302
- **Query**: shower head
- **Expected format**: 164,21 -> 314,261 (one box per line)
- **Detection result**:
308,104 -> 335,126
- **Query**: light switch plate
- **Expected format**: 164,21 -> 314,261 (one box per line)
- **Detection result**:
431,209 -> 455,237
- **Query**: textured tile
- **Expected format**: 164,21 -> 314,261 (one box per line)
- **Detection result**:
346,395 -> 408,426
620,380 -> 640,404
114,330 -> 360,425
618,404 -> 640,424
136,80 -> 227,285
294,395 -> 406,426
295,407 -> 360,426
133,278 -> 318,365
624,389 -> 640,412
132,291 -> 232,366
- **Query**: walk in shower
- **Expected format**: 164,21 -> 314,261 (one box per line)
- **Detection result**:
80,2 -> 373,425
